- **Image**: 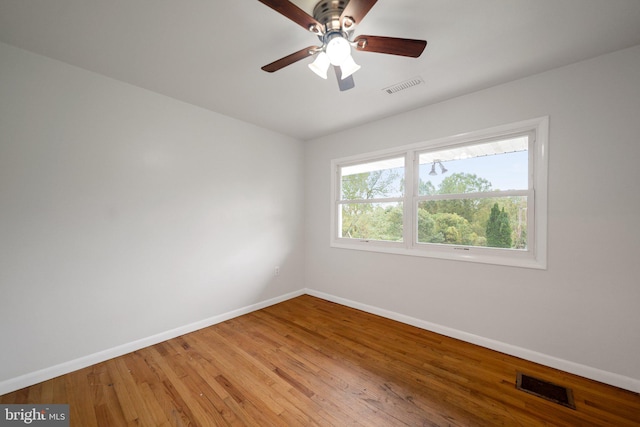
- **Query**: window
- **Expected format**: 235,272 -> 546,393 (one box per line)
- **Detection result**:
339,156 -> 405,243
331,117 -> 548,269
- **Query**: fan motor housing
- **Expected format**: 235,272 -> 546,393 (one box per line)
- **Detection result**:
313,0 -> 347,32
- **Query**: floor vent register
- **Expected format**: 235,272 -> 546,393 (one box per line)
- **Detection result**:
516,372 -> 576,409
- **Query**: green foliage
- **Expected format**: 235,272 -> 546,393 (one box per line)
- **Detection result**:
340,168 -> 403,241
342,169 -> 526,249
433,212 -> 478,245
342,169 -> 400,200
418,180 -> 436,196
372,204 -> 403,241
438,173 -> 492,194
486,203 -> 512,248
417,208 -> 438,242
418,208 -> 481,245
341,203 -> 403,241
420,173 -> 493,223
418,173 -> 525,249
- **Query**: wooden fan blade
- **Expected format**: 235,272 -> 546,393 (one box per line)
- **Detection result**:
257,0 -> 323,33
261,46 -> 318,73
354,35 -> 427,57
340,0 -> 378,26
334,66 -> 355,91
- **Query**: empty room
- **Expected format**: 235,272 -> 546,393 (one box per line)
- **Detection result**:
1,0 -> 639,425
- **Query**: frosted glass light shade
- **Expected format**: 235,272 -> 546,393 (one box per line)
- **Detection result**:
326,37 -> 351,66
308,52 -> 330,79
339,55 -> 361,79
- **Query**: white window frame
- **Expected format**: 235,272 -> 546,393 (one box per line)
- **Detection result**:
330,117 -> 549,269
337,154 -> 407,247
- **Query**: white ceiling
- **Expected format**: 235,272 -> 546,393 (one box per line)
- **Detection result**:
1,0 -> 640,141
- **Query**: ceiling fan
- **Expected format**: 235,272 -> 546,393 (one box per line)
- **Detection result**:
258,0 -> 427,91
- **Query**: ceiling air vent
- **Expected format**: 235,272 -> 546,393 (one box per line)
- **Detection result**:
383,76 -> 424,94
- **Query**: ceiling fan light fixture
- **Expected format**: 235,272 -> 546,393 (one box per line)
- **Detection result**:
258,0 -> 428,91
308,51 -> 330,79
339,55 -> 361,79
326,36 -> 351,66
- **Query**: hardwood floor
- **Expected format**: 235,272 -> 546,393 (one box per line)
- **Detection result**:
2,295 -> 639,426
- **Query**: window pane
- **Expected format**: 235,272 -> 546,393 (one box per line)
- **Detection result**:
340,202 -> 403,242
418,136 -> 528,196
417,197 -> 527,249
341,157 -> 404,200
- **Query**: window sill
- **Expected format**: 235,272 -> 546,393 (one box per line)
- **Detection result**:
331,239 -> 546,269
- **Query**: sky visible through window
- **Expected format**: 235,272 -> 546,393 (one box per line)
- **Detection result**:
420,151 -> 528,192
341,145 -> 528,199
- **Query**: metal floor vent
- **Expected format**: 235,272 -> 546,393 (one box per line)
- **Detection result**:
383,76 -> 424,94
516,372 -> 576,409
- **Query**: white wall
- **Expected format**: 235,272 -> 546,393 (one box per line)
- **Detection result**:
0,42 -> 305,391
304,45 -> 640,391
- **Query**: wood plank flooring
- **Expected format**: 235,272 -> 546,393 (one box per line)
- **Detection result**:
2,295 -> 639,426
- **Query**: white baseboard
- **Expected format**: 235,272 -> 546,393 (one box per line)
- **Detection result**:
304,289 -> 640,393
3,288 -> 638,395
0,289 -> 305,396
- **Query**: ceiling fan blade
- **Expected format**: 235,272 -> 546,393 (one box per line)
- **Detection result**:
354,35 -> 427,57
334,66 -> 355,91
257,0 -> 323,33
340,0 -> 378,26
261,46 -> 318,73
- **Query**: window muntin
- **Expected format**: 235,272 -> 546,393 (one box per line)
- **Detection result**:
331,117 -> 548,269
